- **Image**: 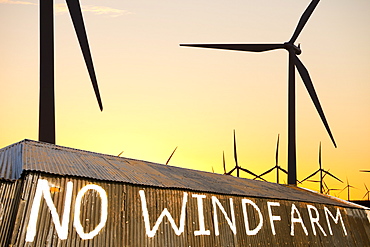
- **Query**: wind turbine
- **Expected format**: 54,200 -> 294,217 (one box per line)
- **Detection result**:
363,184 -> 370,201
301,142 -> 342,193
339,178 -> 356,201
39,0 -> 103,144
180,0 -> 336,185
225,130 -> 266,181
258,134 -> 288,184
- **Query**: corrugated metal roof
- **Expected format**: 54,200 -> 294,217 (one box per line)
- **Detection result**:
0,139 -> 365,209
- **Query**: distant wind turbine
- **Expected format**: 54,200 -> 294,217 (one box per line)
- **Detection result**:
180,0 -> 336,185
165,146 -> 178,165
225,130 -> 266,181
339,178 -> 356,201
258,134 -> 288,184
39,0 -> 103,144
301,142 -> 342,193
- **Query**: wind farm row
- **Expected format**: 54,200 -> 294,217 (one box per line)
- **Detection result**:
164,130 -> 369,202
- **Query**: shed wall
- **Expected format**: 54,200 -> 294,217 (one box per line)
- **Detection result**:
2,172 -> 370,247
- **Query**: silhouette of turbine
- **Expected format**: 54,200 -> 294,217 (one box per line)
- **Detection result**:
39,0 -> 103,144
301,142 -> 342,193
180,0 -> 336,185
360,170 -> 370,173
225,130 -> 266,181
339,178 -> 356,201
258,134 -> 288,184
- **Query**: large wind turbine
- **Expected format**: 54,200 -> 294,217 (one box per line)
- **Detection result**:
39,0 -> 103,144
180,0 -> 336,185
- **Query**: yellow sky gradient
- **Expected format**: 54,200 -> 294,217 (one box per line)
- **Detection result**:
1,0 -> 369,200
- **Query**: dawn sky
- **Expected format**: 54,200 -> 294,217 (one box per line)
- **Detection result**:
1,0 -> 369,200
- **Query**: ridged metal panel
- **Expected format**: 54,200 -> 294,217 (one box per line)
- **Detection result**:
3,172 -> 369,246
0,140 -> 367,209
0,141 -> 24,180
0,178 -> 23,245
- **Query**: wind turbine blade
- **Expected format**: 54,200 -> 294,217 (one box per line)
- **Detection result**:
239,167 -> 267,181
275,134 -> 280,167
180,44 -> 285,52
279,167 -> 289,174
301,170 -> 319,182
165,146 -> 178,165
362,192 -> 370,200
223,151 -> 227,174
233,129 -> 238,167
360,170 -> 370,172
323,170 -> 343,183
117,151 -> 124,157
289,0 -> 320,44
365,183 -> 369,191
259,167 -> 275,177
338,187 -> 346,195
293,55 -> 336,148
66,0 -> 103,111
227,167 -> 237,175
322,180 -> 329,191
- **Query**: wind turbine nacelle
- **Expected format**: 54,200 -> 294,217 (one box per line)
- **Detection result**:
284,42 -> 302,55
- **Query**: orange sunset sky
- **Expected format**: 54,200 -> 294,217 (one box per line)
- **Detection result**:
1,0 -> 369,200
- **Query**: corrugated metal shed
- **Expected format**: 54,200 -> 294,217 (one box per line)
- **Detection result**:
0,139 -> 364,208
0,140 -> 369,246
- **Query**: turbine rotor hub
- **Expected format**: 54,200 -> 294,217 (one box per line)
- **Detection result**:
284,42 -> 302,55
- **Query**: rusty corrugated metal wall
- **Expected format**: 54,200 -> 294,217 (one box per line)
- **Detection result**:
1,172 -> 369,247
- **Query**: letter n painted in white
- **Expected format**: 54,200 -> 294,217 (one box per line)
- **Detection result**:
192,194 -> 210,236
307,205 -> 327,236
242,199 -> 263,235
74,184 -> 108,239
139,190 -> 188,237
290,204 -> 308,236
26,179 -> 73,242
212,196 -> 236,236
324,207 -> 347,236
267,201 -> 281,235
